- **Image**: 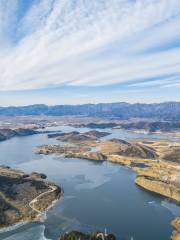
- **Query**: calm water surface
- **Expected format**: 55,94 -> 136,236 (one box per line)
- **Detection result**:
0,126 -> 179,240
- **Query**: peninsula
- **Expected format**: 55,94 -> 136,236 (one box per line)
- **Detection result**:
0,166 -> 61,228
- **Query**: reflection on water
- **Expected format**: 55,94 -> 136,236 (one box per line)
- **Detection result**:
0,126 -> 179,240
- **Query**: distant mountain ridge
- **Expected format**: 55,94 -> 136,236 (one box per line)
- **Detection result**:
0,102 -> 180,120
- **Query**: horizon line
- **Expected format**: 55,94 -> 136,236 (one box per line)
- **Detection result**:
1,101 -> 180,108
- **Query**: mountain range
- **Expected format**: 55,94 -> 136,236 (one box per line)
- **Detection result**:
0,102 -> 180,120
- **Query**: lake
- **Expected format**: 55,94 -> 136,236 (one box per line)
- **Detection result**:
0,126 -> 179,240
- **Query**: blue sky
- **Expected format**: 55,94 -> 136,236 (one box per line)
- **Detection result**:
0,0 -> 180,106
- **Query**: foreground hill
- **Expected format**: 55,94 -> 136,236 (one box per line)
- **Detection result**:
0,166 -> 61,228
60,231 -> 116,240
0,102 -> 180,120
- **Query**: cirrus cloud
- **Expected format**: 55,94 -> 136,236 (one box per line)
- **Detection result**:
0,0 -> 180,91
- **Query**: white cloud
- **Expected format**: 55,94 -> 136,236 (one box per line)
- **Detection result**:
0,0 -> 180,91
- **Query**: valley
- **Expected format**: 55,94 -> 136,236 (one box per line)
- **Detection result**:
0,116 -> 179,240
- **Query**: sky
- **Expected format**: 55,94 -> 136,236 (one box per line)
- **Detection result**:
0,0 -> 180,106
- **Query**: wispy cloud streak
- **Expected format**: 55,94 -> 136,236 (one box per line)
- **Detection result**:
0,0 -> 180,91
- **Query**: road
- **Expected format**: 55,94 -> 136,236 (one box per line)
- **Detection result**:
29,185 -> 57,214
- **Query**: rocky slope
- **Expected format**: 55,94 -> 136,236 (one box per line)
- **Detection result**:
56,130 -> 110,143
0,166 -> 61,228
84,130 -> 110,138
135,176 -> 180,202
171,218 -> 180,240
56,131 -> 95,142
162,148 -> 180,163
100,139 -> 157,159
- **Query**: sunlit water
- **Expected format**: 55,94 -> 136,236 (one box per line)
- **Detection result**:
0,126 -> 179,240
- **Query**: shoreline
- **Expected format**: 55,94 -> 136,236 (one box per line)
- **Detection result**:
0,221 -> 29,234
0,166 -> 62,232
0,191 -> 63,234
112,126 -> 180,139
126,129 -> 180,139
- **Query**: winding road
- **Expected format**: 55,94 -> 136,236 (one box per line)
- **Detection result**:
29,185 -> 57,214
